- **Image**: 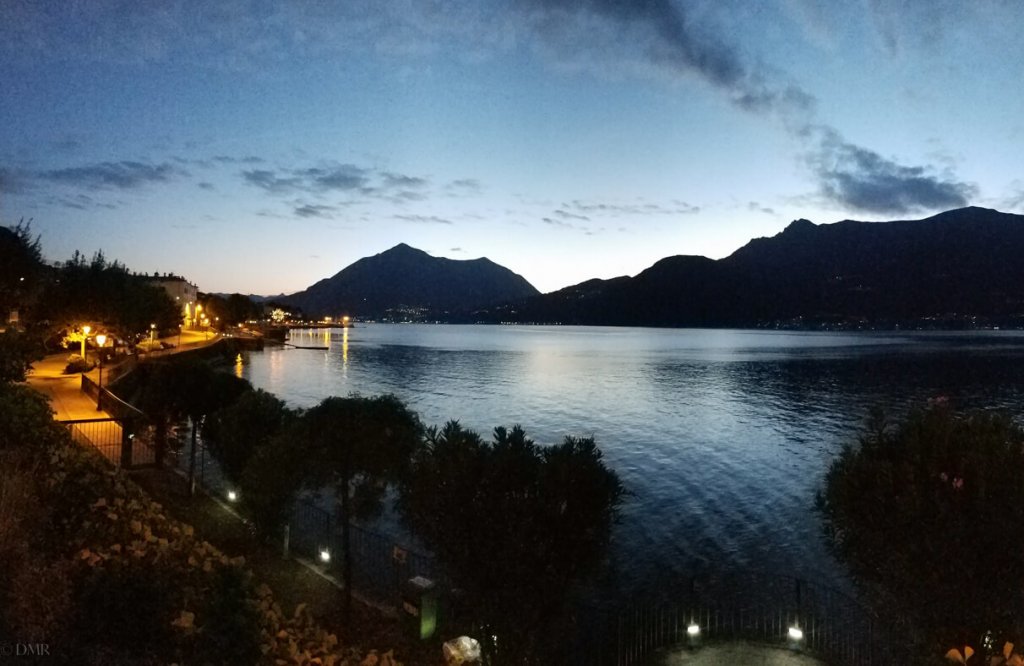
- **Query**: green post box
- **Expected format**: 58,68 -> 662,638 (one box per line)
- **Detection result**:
402,576 -> 438,640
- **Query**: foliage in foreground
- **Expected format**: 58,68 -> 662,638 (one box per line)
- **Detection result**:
399,421 -> 625,664
1,379 -> 400,664
819,402 -> 1024,662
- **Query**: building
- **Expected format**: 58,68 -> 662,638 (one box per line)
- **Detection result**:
148,275 -> 199,325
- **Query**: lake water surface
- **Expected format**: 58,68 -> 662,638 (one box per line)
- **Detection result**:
240,325 -> 1024,596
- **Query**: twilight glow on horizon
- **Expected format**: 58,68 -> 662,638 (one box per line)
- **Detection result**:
2,1 -> 1023,296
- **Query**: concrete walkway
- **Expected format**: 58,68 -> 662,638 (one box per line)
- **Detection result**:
25,329 -> 220,420
657,642 -> 826,665
25,352 -> 111,420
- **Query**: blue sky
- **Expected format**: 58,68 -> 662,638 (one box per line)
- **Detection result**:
2,1 -> 1023,295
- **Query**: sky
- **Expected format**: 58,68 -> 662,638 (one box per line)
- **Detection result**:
2,1 -> 1023,296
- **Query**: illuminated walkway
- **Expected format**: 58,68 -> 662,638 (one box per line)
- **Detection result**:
658,642 -> 825,665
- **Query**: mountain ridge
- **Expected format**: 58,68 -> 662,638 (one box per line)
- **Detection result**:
487,206 -> 1024,328
280,244 -> 540,318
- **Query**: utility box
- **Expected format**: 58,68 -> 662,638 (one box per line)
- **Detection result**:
402,576 -> 438,640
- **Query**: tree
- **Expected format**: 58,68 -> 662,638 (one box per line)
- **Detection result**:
34,251 -> 180,348
398,421 -> 624,664
0,330 -> 43,384
204,389 -> 293,485
0,220 -> 44,322
819,403 -> 1024,662
298,394 -> 422,619
128,361 -> 249,488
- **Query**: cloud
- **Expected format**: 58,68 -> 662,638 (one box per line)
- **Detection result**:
198,182 -> 215,191
809,128 -> 976,214
393,214 -> 452,225
382,172 -> 428,189
297,165 -> 371,191
242,163 -> 438,207
565,199 -> 700,217
747,201 -> 775,215
39,160 -> 187,190
213,155 -> 264,164
45,193 -> 118,211
294,204 -> 336,219
553,209 -> 590,222
0,167 -> 30,194
516,0 -> 816,119
243,169 -> 302,194
446,178 -> 482,194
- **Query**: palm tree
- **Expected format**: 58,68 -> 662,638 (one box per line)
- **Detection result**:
299,394 -> 422,619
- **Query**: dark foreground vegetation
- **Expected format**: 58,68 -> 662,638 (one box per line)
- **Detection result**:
820,402 -> 1024,664
1,335 -> 407,664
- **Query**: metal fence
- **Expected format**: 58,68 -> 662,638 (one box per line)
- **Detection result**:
168,435 -> 441,613
61,417 -> 157,468
595,574 -> 893,666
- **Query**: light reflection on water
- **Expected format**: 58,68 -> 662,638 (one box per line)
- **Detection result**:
243,325 -> 1024,595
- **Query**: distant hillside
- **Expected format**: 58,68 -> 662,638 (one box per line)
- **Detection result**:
281,243 -> 540,318
490,207 -> 1024,328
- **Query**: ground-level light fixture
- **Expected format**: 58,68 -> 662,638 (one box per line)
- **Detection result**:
227,489 -> 238,502
686,621 -> 701,648
319,547 -> 331,563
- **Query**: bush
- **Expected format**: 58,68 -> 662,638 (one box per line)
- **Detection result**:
820,403 -> 1024,659
64,354 -> 94,374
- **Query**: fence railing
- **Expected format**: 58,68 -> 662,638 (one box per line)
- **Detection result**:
60,417 -> 156,469
168,435 -> 441,613
591,573 -> 893,666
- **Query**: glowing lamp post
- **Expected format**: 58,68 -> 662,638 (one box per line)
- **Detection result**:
95,333 -> 107,411
81,325 -> 91,361
150,323 -> 156,345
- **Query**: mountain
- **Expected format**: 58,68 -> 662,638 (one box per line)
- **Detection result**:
494,207 -> 1024,328
281,244 -> 540,318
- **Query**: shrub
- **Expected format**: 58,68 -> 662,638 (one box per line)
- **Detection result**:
820,403 -> 1024,658
63,354 -> 94,374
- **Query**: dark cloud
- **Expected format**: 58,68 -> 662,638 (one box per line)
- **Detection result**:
747,202 -> 775,215
46,193 -> 118,210
553,209 -> 590,222
450,247 -> 464,252
0,167 -> 29,194
810,130 -> 975,214
382,172 -> 428,189
197,182 -> 215,191
446,178 -> 482,193
294,204 -> 336,219
517,0 -> 816,119
393,214 -> 453,225
40,161 -> 187,190
242,164 -> 435,207
565,199 -> 699,216
243,169 -> 302,194
297,165 -> 370,191
214,155 -> 264,164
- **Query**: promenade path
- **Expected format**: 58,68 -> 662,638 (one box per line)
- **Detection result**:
658,642 -> 825,665
26,329 -> 219,418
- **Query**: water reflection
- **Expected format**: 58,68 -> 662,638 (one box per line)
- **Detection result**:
243,326 -> 1024,595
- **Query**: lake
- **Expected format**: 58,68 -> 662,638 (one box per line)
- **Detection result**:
239,325 -> 1024,596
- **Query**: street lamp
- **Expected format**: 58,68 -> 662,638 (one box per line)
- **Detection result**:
95,334 -> 107,411
150,323 -> 156,345
81,325 -> 91,361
